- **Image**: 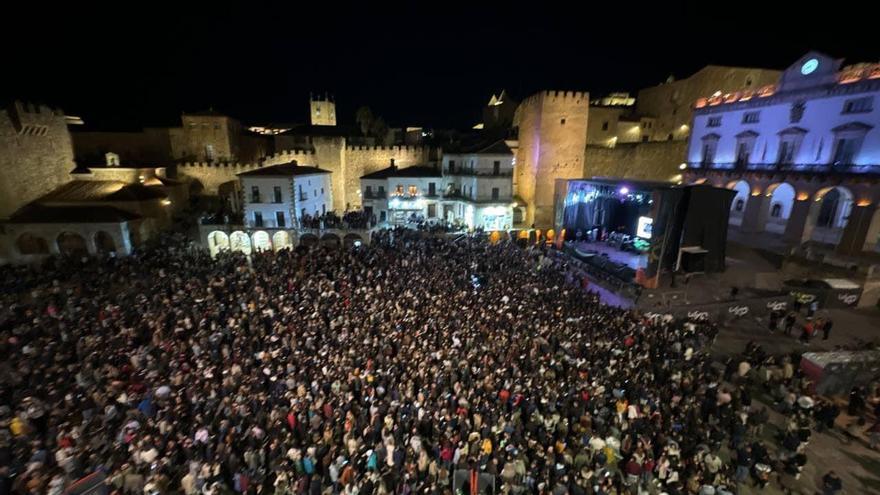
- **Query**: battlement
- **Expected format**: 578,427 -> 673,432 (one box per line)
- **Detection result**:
263,149 -> 316,161
345,145 -> 427,152
179,161 -> 263,169
4,101 -> 67,136
519,90 -> 589,108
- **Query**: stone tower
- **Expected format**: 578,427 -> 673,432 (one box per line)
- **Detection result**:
514,90 -> 589,227
310,93 -> 337,127
0,101 -> 76,219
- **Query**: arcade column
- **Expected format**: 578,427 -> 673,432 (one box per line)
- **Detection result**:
739,194 -> 768,233
836,203 -> 878,255
783,199 -> 813,245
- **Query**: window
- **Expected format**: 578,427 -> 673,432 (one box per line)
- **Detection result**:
560,118 -> 566,125
205,144 -> 215,160
707,116 -> 722,127
254,211 -> 263,227
492,187 -> 499,200
842,96 -> 873,114
832,137 -> 860,164
396,185 -> 404,194
735,131 -> 757,168
378,186 -> 385,197
251,186 -> 260,203
213,124 -> 220,130
601,121 -> 609,131
298,185 -> 305,200
493,161 -> 501,175
428,182 -> 436,196
734,199 -> 745,212
777,140 -> 796,165
702,140 -> 718,165
321,187 -> 324,195
742,111 -> 760,124
301,208 -> 306,218
408,185 -> 418,196
276,211 -> 286,227
770,203 -> 782,218
322,204 -> 326,214
365,186 -> 373,198
449,160 -> 456,173
427,203 -> 436,218
313,190 -> 317,198
273,186 -> 282,203
641,135 -> 649,143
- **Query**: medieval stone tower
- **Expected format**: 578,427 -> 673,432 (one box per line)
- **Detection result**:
514,90 -> 589,227
0,101 -> 76,219
309,93 -> 337,126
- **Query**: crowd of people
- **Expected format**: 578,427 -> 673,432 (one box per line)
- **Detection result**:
0,229 -> 870,495
299,211 -> 375,230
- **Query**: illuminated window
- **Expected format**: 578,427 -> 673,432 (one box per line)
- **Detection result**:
396,185 -> 404,194
408,185 -> 418,196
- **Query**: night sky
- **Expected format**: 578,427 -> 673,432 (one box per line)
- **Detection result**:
2,3 -> 876,131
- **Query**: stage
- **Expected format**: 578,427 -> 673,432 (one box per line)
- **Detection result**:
555,177 -> 737,287
572,241 -> 648,271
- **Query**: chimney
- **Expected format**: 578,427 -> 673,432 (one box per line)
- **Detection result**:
390,158 -> 396,170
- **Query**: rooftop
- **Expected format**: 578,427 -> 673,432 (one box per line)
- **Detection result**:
9,205 -> 142,224
237,162 -> 331,177
361,165 -> 442,180
38,181 -> 168,203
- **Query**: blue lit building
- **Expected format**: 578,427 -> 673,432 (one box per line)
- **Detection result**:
684,51 -> 880,254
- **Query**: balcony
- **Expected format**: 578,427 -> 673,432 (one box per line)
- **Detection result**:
445,169 -> 513,177
363,191 -> 387,199
687,162 -> 880,175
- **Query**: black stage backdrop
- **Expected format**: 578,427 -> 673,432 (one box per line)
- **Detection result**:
680,185 -> 735,273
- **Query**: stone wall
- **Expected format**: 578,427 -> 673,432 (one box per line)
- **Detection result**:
636,66 -> 781,142
176,143 -> 431,213
0,102 -> 76,219
583,140 -> 687,182
72,128 -> 171,164
514,91 -> 590,227
342,144 -> 432,211
177,148 -> 317,195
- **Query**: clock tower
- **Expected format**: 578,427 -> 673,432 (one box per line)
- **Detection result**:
778,51 -> 842,92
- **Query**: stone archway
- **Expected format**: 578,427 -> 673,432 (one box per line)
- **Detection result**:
57,232 -> 88,257
95,231 -> 117,253
299,234 -> 319,248
16,233 -> 49,255
727,180 -> 750,227
343,233 -> 363,248
229,231 -> 252,255
252,231 -> 272,252
272,231 -> 292,252
321,233 -> 341,248
762,182 -> 796,234
808,186 -> 854,245
207,231 -> 230,256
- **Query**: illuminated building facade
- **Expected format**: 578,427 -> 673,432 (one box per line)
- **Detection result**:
685,52 -> 880,254
360,140 -> 515,229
